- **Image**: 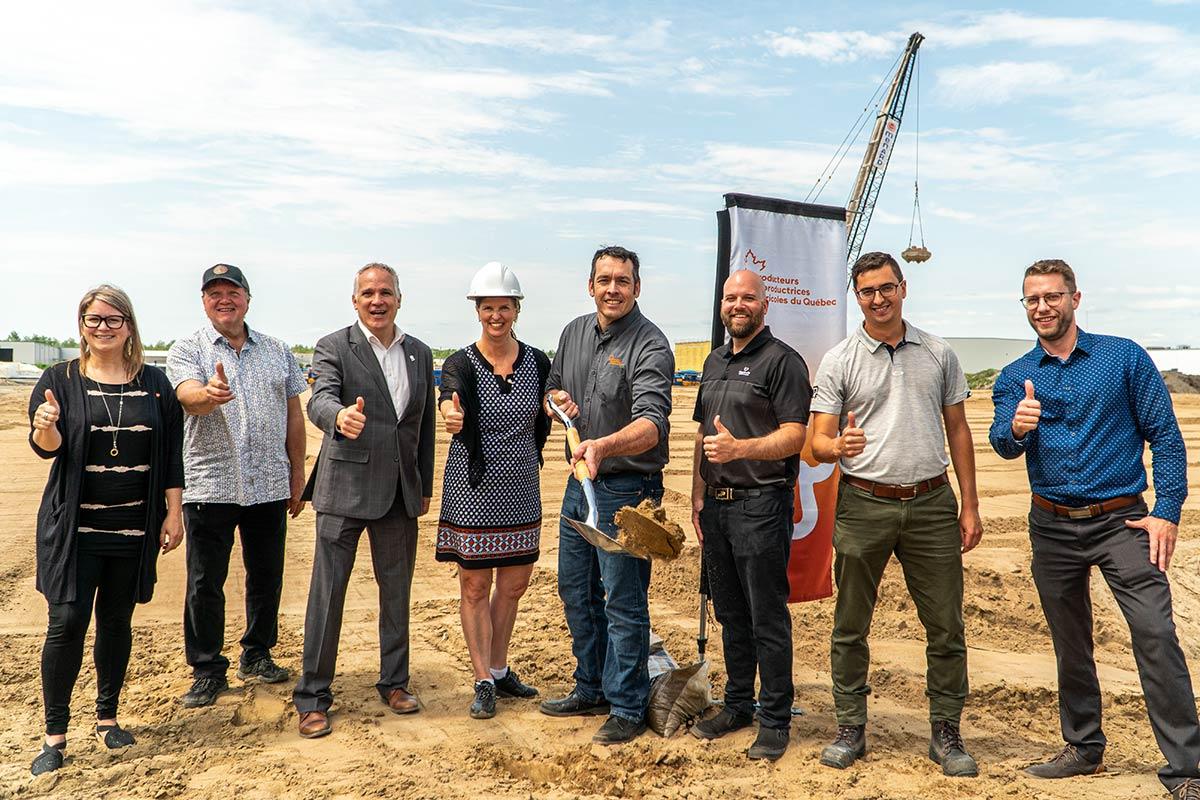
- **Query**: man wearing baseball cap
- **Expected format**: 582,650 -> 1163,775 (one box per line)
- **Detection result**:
167,264 -> 308,708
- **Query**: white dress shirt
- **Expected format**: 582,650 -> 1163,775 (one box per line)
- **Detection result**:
358,320 -> 410,417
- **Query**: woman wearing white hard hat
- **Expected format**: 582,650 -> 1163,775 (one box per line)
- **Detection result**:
436,262 -> 551,719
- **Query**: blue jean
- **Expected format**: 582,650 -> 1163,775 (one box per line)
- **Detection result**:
557,471 -> 663,722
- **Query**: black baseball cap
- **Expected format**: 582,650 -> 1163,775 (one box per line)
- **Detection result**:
201,263 -> 250,293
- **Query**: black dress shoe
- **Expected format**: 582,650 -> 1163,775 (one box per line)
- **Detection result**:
691,708 -> 754,740
181,676 -> 230,708
494,669 -> 539,699
592,715 -> 647,745
539,689 -> 610,717
1025,744 -> 1104,778
747,726 -> 790,761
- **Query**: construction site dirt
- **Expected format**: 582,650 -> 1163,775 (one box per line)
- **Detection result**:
2,384 -> 1198,800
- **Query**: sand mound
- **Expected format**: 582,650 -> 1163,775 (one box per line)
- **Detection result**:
616,500 -> 686,561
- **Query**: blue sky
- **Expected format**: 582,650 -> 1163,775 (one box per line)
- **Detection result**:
2,1 -> 1198,350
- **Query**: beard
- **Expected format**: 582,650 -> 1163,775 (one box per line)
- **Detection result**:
1029,306 -> 1074,342
722,306 -> 766,338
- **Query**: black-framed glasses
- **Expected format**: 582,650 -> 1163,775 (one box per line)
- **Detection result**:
1020,292 -> 1068,309
81,314 -> 128,329
855,282 -> 901,301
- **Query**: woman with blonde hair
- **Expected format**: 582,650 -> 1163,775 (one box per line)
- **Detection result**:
28,284 -> 185,775
436,262 -> 550,719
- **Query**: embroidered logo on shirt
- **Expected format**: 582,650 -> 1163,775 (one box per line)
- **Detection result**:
738,366 -> 751,376
608,355 -> 623,367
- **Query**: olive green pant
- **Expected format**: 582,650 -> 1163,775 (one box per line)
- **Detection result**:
830,482 -> 967,725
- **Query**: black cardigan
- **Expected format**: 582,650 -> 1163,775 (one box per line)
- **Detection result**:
29,361 -> 185,605
439,342 -> 551,488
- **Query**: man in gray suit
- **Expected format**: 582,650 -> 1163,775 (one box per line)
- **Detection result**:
292,262 -> 436,739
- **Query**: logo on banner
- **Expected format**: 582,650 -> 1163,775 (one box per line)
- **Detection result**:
743,248 -> 768,272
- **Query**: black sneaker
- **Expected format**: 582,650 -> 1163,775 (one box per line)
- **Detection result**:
929,720 -> 978,777
494,669 -> 539,699
470,681 -> 497,719
181,676 -> 230,708
592,714 -> 647,745
820,724 -> 866,769
237,657 -> 290,684
539,689 -> 610,717
747,726 -> 790,761
691,707 -> 754,740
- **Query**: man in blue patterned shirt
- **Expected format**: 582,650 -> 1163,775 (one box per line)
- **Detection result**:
990,259 -> 1199,799
167,264 -> 309,708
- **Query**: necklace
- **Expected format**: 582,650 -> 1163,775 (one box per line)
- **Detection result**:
90,377 -> 125,458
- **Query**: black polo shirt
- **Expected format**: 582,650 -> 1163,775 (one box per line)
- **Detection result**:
692,326 -> 812,488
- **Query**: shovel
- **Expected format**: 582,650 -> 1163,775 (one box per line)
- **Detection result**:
546,394 -> 648,560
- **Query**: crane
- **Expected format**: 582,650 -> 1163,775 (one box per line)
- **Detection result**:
844,32 -> 924,267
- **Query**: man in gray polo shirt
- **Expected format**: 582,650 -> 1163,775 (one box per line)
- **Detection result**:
167,264 -> 308,708
810,251 -> 984,777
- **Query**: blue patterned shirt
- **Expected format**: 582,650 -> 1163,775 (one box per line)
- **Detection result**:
166,324 -> 307,505
989,330 -> 1187,523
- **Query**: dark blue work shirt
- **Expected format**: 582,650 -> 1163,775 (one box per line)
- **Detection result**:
988,330 -> 1187,523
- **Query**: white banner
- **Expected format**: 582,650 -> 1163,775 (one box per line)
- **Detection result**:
726,204 -> 848,377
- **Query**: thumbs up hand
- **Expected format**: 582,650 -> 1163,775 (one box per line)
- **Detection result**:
1012,379 -> 1041,439
205,361 -> 235,405
702,414 -> 742,464
836,411 -> 867,458
32,388 -> 61,431
443,391 -> 465,435
337,395 -> 367,439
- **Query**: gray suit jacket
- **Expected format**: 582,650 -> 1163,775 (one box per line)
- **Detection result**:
303,324 -> 436,520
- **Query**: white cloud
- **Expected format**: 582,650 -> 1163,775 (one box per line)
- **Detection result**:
921,12 -> 1180,48
936,61 -> 1077,105
764,29 -> 899,62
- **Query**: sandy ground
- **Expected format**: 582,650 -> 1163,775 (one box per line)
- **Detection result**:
2,384 -> 1200,800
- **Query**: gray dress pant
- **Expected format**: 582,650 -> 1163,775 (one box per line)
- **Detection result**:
293,497 -> 418,714
1030,499 -> 1200,791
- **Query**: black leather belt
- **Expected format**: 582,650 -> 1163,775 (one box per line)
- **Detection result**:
706,487 -> 762,501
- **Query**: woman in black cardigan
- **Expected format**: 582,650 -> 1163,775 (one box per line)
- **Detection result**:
27,284 -> 184,775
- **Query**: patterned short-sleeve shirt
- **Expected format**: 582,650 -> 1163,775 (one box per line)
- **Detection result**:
166,323 -> 307,505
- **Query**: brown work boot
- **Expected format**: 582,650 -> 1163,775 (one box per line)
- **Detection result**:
1025,744 -> 1104,778
929,720 -> 978,777
1171,778 -> 1200,799
385,687 -> 419,714
820,724 -> 866,769
298,710 -> 331,739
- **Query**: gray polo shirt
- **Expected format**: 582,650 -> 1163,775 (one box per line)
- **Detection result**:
811,322 -> 968,484
547,304 -> 674,475
166,323 -> 307,505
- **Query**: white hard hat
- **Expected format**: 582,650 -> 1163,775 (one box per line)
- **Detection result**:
466,261 -> 524,300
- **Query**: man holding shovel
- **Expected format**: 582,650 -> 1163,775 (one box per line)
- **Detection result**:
540,245 -> 674,745
809,251 -> 983,777
990,260 -> 1199,799
688,269 -> 811,761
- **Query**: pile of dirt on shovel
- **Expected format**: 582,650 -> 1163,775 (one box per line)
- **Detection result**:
615,500 -> 686,560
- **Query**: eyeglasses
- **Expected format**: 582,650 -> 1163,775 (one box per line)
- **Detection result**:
854,282 -> 901,301
1019,292 -> 1068,309
81,314 -> 128,329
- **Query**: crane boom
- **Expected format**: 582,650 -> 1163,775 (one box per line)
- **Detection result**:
845,32 -> 924,267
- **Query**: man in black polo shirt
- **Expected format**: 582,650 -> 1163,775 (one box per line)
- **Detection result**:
689,268 -> 811,761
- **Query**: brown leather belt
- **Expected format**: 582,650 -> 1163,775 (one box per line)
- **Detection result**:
841,472 -> 948,501
1032,493 -> 1141,520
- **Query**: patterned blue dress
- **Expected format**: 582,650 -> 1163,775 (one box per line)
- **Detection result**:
436,344 -> 541,569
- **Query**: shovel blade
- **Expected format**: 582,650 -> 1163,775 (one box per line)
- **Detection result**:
565,517 -> 648,560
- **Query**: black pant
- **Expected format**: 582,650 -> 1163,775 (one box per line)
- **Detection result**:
184,500 -> 287,678
1030,500 -> 1200,791
700,486 -> 794,729
42,547 -> 139,735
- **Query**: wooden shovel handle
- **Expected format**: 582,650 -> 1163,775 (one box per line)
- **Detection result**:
566,428 -> 591,482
